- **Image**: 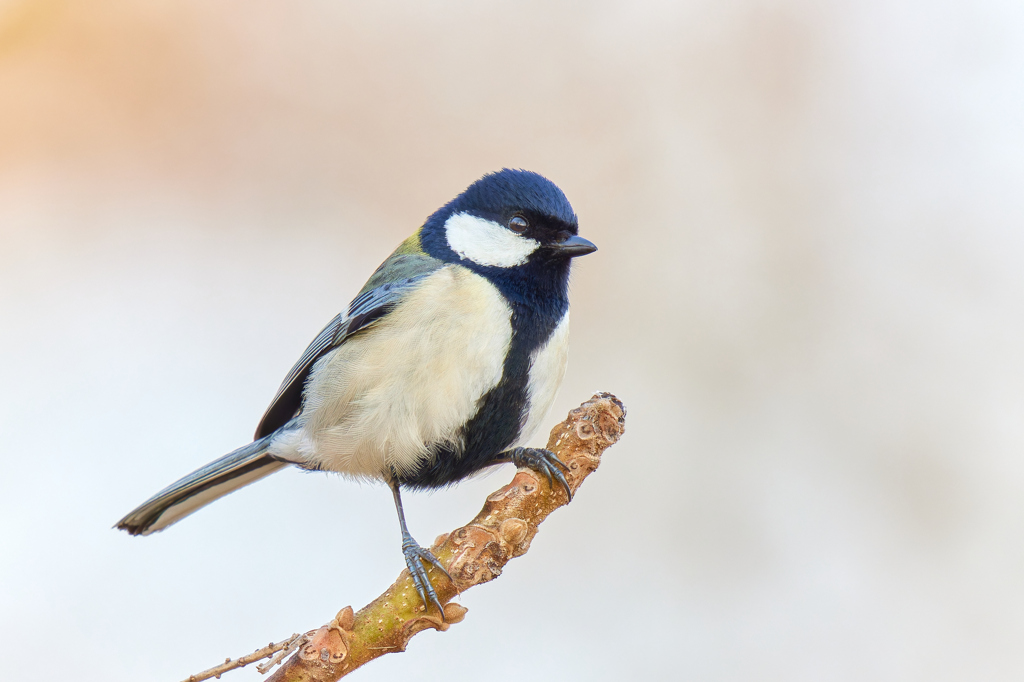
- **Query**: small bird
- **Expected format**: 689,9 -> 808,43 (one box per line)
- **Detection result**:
116,169 -> 596,614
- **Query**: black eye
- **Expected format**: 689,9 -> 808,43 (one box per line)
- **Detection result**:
509,215 -> 529,233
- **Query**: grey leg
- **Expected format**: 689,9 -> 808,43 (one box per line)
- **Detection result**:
389,477 -> 452,617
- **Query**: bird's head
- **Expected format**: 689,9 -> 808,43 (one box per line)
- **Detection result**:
420,169 -> 596,274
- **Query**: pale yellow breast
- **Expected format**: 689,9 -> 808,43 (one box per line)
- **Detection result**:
290,265 -> 512,479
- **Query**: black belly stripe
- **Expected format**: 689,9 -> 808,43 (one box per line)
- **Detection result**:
399,268 -> 570,489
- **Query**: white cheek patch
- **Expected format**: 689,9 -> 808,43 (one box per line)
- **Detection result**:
445,212 -> 540,268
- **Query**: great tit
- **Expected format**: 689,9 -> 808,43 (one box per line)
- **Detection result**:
117,169 -> 597,614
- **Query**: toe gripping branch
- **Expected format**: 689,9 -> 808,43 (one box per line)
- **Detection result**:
401,532 -> 453,619
262,393 -> 626,682
498,447 -> 573,502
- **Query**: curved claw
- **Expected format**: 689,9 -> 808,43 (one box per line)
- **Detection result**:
506,448 -> 573,502
548,462 -> 573,502
402,535 -> 452,619
549,456 -> 571,473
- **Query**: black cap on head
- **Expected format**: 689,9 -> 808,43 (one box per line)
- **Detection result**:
452,169 -> 578,228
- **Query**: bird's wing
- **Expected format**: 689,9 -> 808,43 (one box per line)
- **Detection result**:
254,252 -> 445,438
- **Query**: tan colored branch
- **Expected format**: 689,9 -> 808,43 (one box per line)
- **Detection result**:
181,633 -> 308,682
184,392 -> 625,682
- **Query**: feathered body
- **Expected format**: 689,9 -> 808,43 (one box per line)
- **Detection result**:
117,169 -> 591,555
271,261 -> 570,488
269,173 -> 576,488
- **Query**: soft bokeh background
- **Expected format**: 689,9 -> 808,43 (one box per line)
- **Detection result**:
2,1 -> 1023,680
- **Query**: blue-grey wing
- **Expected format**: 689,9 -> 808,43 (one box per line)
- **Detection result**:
254,257 -> 442,439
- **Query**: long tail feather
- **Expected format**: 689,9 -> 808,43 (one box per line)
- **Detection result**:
116,435 -> 287,536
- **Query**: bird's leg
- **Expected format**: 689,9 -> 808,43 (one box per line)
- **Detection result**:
388,476 -> 452,618
493,447 -> 573,501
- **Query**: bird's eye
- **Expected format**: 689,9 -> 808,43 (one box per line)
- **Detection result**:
509,215 -> 529,233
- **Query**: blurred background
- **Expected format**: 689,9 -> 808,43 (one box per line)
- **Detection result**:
2,0 -> 1023,680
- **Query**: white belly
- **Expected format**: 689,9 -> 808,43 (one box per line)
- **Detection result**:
269,265 -> 512,480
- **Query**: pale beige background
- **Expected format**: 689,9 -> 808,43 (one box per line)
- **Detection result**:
2,1 -> 1023,680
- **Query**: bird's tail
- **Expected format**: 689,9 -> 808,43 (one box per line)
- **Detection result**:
116,435 -> 287,536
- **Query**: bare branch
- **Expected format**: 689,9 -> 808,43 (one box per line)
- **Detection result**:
181,633 -> 308,682
183,392 -> 626,682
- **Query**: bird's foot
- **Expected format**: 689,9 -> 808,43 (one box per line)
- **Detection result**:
501,447 -> 572,502
401,533 -> 452,618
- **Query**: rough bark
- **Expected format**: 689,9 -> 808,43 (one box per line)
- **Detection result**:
185,392 -> 625,682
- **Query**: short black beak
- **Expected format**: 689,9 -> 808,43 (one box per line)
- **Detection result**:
550,234 -> 597,258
